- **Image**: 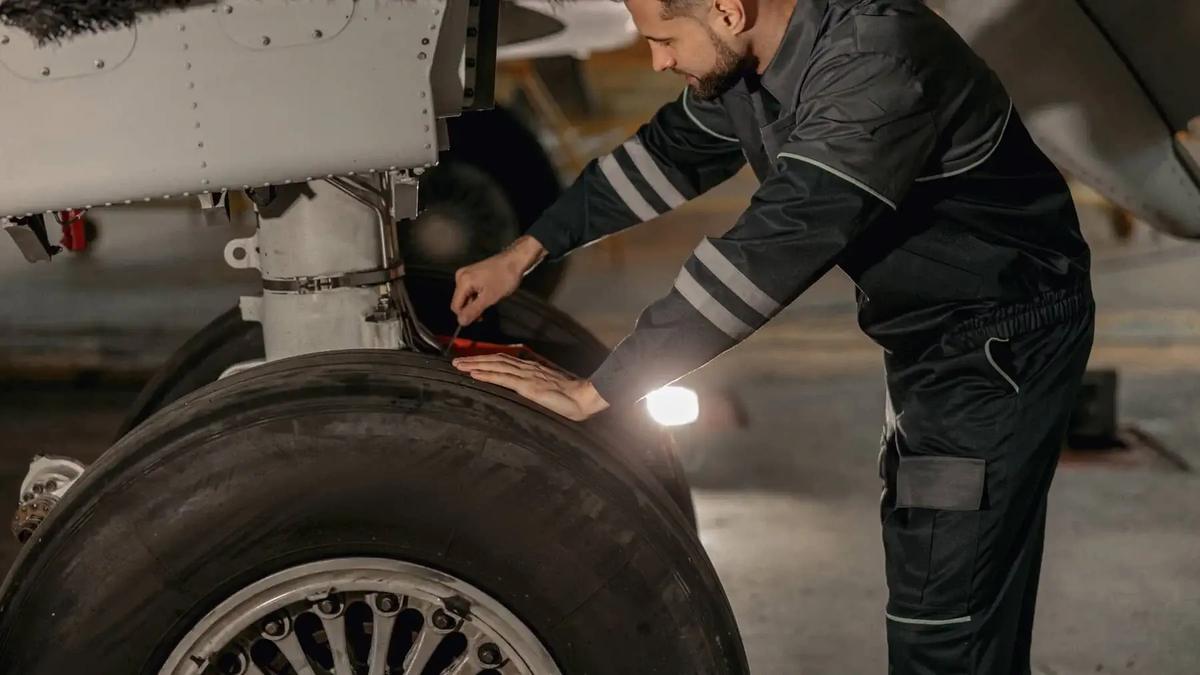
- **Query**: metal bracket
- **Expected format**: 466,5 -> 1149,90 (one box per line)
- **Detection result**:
389,171 -> 420,223
224,234 -> 260,270
3,215 -> 58,263
199,189 -> 231,227
239,295 -> 263,323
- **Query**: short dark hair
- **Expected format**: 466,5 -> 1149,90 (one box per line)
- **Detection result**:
611,0 -> 709,21
659,0 -> 711,18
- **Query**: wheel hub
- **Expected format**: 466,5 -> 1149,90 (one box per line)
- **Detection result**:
160,558 -> 561,675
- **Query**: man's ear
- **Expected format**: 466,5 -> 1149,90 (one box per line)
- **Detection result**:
711,0 -> 749,34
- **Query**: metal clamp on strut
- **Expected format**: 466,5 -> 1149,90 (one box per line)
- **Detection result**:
261,264 -> 406,294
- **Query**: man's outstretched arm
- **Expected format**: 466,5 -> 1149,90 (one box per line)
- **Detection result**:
524,87 -> 747,259
456,53 -> 938,416
452,88 -> 745,325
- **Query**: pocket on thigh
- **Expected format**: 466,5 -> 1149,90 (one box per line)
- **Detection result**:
884,455 -> 985,619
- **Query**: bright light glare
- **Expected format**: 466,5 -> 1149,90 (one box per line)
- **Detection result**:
645,386 -> 700,426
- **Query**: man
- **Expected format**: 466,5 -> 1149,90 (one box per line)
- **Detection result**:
451,0 -> 1094,671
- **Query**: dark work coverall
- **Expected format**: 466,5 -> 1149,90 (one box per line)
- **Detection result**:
525,1 -> 1094,671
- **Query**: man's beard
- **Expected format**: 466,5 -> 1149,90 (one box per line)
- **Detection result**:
690,28 -> 754,100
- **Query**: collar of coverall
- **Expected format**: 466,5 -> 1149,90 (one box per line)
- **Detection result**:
759,0 -> 828,107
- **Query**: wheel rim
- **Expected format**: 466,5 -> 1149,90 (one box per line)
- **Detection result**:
159,558 -> 561,675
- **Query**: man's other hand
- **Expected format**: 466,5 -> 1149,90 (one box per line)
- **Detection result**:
452,353 -> 610,421
451,235 -> 547,326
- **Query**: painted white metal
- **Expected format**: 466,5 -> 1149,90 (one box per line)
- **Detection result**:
239,180 -> 406,361
0,22 -> 136,80
496,0 -> 637,61
0,0 -> 459,217
218,0 -> 354,50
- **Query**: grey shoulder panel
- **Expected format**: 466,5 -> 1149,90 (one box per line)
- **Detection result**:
785,50 -> 938,207
849,4 -> 1016,182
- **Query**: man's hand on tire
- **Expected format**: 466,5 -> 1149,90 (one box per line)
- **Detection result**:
452,353 -> 610,421
450,235 -> 547,326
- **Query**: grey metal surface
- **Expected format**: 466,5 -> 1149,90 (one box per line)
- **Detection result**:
158,558 -> 562,675
0,0 -> 459,217
930,0 -> 1200,238
1075,0 -> 1200,133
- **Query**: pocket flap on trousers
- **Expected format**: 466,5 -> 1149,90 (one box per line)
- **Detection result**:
896,456 -> 985,511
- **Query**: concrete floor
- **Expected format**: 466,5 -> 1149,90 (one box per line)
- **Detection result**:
2,48 -> 1200,673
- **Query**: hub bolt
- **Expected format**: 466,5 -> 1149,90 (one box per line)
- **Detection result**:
478,643 -> 502,665
431,609 -> 455,630
375,593 -> 399,613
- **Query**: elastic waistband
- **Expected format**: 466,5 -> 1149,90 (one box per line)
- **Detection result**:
949,284 -> 1093,347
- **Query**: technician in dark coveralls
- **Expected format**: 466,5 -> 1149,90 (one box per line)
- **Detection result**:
451,0 -> 1094,671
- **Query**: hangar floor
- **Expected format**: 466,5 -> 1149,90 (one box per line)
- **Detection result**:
1,45 -> 1197,674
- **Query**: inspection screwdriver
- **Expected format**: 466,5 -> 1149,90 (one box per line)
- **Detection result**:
443,323 -> 463,357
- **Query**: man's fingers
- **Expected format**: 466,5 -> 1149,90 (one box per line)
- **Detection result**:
458,294 -> 491,326
465,369 -> 529,393
450,275 -> 475,318
453,358 -> 534,378
454,353 -> 540,372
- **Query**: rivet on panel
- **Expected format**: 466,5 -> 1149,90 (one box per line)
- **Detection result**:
261,36 -> 272,46
188,82 -> 195,89
418,52 -> 427,60
0,36 -> 9,45
200,161 -> 208,169
198,141 -> 205,148
313,29 -> 324,39
202,179 -> 211,185
179,25 -> 187,32
95,59 -> 105,69
185,62 -> 193,71
224,4 -> 234,13
421,38 -> 430,45
144,197 -> 152,203
40,67 -> 50,76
